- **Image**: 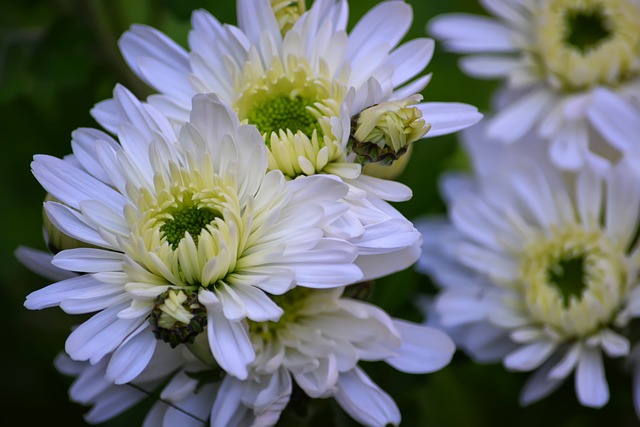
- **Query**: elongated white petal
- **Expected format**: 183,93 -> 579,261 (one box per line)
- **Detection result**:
575,348 -> 609,408
335,367 -> 400,427
386,320 -> 455,373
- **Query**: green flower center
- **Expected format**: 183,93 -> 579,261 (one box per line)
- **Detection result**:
547,254 -> 586,307
519,226 -> 628,337
564,7 -> 611,52
160,206 -> 219,249
246,96 -> 323,140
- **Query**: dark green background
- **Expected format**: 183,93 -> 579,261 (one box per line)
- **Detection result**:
1,0 -> 638,425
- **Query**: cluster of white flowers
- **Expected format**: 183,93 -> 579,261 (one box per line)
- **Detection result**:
417,0 -> 640,416
17,1 -> 485,426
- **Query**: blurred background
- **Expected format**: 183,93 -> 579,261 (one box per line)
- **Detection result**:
1,0 -> 638,425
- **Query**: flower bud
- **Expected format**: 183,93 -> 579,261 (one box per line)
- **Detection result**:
349,95 -> 429,166
150,289 -> 208,348
271,0 -> 306,35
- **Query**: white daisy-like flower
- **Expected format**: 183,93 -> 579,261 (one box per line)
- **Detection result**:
51,287 -> 454,427
428,0 -> 640,170
94,0 -> 481,190
144,286 -> 455,427
25,92 -> 367,385
415,124 -> 640,408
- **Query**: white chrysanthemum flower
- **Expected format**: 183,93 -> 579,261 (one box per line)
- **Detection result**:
94,0 -> 481,190
147,286 -> 454,427
428,0 -> 640,170
416,125 -> 640,408
25,92 -> 368,384
52,287 -> 455,427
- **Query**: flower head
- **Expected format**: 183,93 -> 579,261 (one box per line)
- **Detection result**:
25,89 -> 366,383
416,125 -> 640,408
428,0 -> 640,170
95,0 -> 480,189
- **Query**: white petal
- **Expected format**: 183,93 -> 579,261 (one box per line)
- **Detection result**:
118,24 -> 190,92
575,348 -> 609,408
106,323 -> 156,384
588,87 -> 640,152
549,344 -> 581,380
355,242 -> 421,282
519,356 -> 566,406
548,122 -> 587,170
65,304 -> 143,364
52,248 -> 124,273
210,377 -> 254,427
15,246 -> 76,281
459,54 -> 519,78
44,202 -> 113,249
200,290 -> 255,380
334,367 -> 400,427
486,89 -> 555,143
236,0 -> 281,46
387,38 -> 434,88
418,102 -> 483,138
346,174 -> 412,202
386,320 -> 455,373
600,329 -> 630,357
605,160 -> 640,249
24,274 -> 118,310
32,155 -> 127,212
504,341 -> 556,371
293,355 -> 339,398
428,14 -> 515,53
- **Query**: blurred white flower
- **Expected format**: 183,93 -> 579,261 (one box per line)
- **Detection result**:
428,0 -> 640,170
416,124 -> 640,408
146,287 -> 454,427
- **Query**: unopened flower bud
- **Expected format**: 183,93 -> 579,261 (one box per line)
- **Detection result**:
271,0 -> 306,35
349,95 -> 430,166
150,289 -> 208,348
363,143 -> 414,180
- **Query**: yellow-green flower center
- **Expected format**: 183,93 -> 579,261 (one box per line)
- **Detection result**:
532,0 -> 640,91
123,158 -> 245,288
246,95 -> 323,142
160,206 -> 220,249
518,226 -> 628,337
233,55 -> 354,178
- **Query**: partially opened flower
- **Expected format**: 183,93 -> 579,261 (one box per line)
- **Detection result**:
51,286 -> 454,427
144,287 -> 455,427
219,287 -> 454,426
428,0 -> 640,170
25,92 -> 368,384
416,124 -> 640,408
95,0 -> 481,191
